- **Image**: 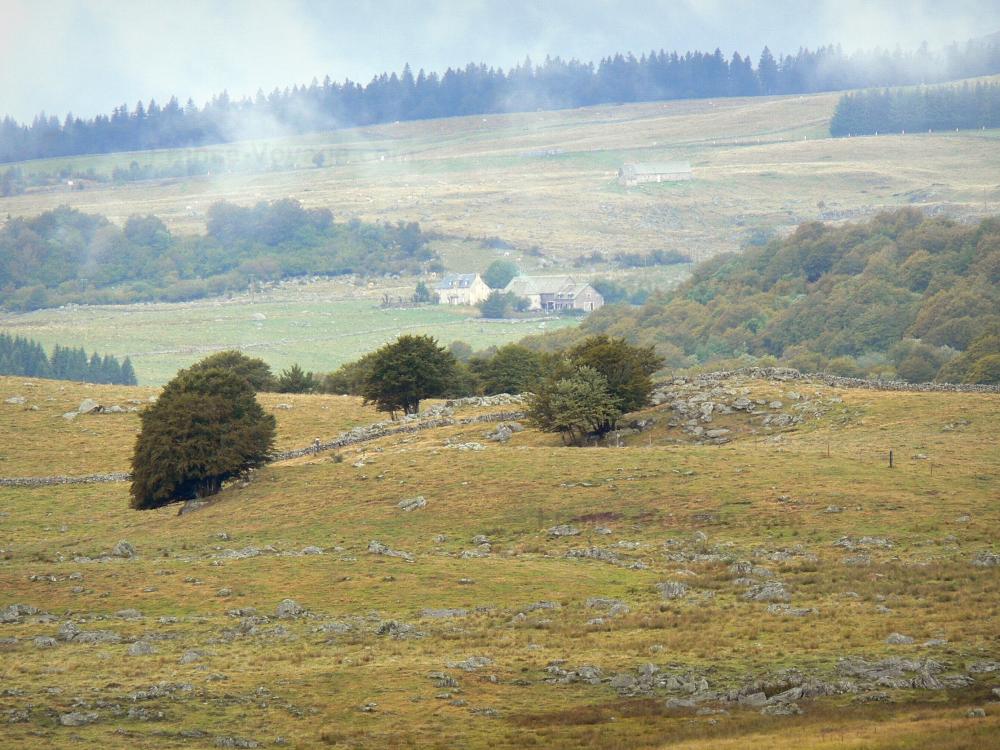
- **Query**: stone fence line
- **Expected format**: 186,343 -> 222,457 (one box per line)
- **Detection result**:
2,368 -> 996,488
0,411 -> 526,487
676,367 -> 1000,394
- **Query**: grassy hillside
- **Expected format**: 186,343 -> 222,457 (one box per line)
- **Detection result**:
0,285 -> 577,385
0,374 -> 997,748
2,87 -> 999,265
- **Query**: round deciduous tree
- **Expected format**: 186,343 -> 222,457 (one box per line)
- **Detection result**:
361,334 -> 457,417
130,367 -> 276,510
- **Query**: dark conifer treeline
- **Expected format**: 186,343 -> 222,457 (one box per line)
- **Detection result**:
0,333 -> 137,384
2,38 -> 999,164
830,81 -> 1000,136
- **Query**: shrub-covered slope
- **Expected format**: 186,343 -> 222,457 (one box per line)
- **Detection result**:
547,210 -> 1000,382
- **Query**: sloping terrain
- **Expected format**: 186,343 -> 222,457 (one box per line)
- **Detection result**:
0,374 -> 997,748
2,87 -> 999,264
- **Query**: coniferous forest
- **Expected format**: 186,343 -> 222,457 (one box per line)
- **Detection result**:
830,81 -> 1000,136
2,38 -> 999,164
0,333 -> 137,385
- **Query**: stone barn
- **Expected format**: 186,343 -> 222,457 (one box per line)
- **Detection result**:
618,162 -> 692,186
504,276 -> 605,313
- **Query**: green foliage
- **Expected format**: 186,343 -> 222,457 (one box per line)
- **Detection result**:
413,281 -> 433,304
550,212 -> 1000,383
320,352 -> 377,395
130,366 -> 276,510
527,366 -> 622,445
0,332 -> 136,384
935,328 -> 1000,384
361,335 -> 458,416
831,82 -> 1000,137
469,344 -> 545,395
448,341 -> 474,362
482,259 -> 519,289
479,291 -> 522,319
186,350 -> 275,391
275,363 -> 317,393
566,335 -> 663,415
590,278 -> 629,304
0,201 -> 435,308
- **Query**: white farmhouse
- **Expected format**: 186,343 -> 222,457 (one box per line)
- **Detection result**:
434,273 -> 492,306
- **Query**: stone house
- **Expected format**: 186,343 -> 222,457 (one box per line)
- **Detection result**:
503,275 -> 605,312
618,162 -> 692,186
434,273 -> 492,306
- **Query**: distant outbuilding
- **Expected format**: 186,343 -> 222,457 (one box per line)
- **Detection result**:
618,162 -> 692,186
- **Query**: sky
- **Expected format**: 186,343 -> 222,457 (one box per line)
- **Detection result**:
1,0 -> 998,122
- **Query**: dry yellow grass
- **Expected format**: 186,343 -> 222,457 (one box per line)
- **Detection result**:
2,88 -> 999,264
0,375 -> 997,748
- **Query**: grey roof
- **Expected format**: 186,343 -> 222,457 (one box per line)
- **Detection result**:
504,275 -> 577,296
622,162 -> 691,175
435,273 -> 480,290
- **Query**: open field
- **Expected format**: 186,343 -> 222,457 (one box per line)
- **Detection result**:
0,280 -> 579,385
3,85 -> 1000,264
0,373 -> 997,748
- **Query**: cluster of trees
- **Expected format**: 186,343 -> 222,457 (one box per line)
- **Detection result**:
4,38 -> 999,164
186,351 -> 319,394
831,81 -> 1000,136
0,200 -> 437,310
0,333 -> 136,384
129,334 -> 660,512
323,334 -> 661,442
528,210 -> 1000,384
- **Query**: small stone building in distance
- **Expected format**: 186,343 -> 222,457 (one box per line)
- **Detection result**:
504,275 -> 605,312
434,273 -> 492,305
618,161 -> 692,186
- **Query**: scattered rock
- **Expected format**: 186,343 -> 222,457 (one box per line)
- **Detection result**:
375,620 -> 423,639
972,551 -> 1000,567
744,581 -> 791,602
421,608 -> 469,619
398,496 -> 427,512
656,581 -> 690,600
33,636 -> 57,649
449,655 -> 492,672
886,633 -> 915,645
300,546 -> 324,555
112,540 -> 136,558
367,540 -> 414,562
4,396 -> 26,405
128,641 -> 156,656
761,702 -> 802,716
59,711 -> 98,727
547,524 -> 580,537
275,599 -> 305,619
448,442 -> 485,451
78,398 -> 101,414
215,737 -> 260,748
